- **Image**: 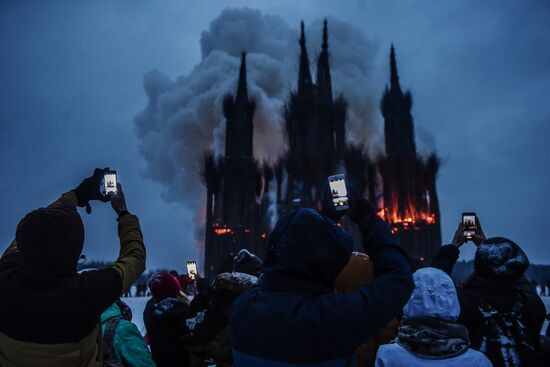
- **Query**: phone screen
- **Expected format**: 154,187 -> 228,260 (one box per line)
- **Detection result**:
103,171 -> 117,195
328,174 -> 349,211
186,261 -> 198,280
462,213 -> 477,238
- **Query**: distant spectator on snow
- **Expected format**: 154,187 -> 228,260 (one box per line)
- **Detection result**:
432,217 -> 545,367
0,168 -> 146,367
101,299 -> 155,367
229,189 -> 414,366
375,267 -> 492,367
144,271 -> 191,367
123,286 -> 133,298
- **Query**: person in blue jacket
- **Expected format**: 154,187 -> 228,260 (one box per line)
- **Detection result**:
101,300 -> 156,366
229,192 -> 414,366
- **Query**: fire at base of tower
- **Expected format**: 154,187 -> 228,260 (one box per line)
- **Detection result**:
201,21 -> 441,277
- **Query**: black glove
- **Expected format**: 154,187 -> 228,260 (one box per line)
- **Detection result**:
73,168 -> 110,213
345,184 -> 376,224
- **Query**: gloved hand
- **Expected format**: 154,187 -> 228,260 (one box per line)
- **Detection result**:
73,168 -> 111,213
109,183 -> 129,217
345,185 -> 376,224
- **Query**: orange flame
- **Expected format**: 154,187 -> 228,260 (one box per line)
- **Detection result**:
377,200 -> 436,230
214,227 -> 233,235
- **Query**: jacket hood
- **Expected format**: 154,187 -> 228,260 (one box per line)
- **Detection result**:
16,204 -> 84,281
152,296 -> 190,321
101,302 -> 121,323
233,249 -> 263,277
474,237 -> 529,281
403,267 -> 460,321
260,208 -> 354,294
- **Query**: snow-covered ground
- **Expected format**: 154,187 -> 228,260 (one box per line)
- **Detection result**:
123,296 -> 550,337
122,296 -> 148,335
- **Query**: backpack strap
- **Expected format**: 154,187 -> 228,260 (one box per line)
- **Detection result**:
115,299 -> 132,321
103,316 -> 121,361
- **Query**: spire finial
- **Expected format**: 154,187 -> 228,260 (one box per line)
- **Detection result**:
322,19 -> 328,52
300,21 -> 306,48
298,20 -> 312,89
236,52 -> 248,101
316,19 -> 332,97
390,43 -> 401,92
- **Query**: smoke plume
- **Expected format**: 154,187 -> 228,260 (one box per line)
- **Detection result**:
135,7 -> 379,214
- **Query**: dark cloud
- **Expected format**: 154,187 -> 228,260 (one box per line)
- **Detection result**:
1,0 -> 549,270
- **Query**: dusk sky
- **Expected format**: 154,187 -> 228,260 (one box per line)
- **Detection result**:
1,0 -> 549,271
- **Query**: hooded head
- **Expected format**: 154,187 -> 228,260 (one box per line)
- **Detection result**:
474,237 -> 529,281
403,267 -> 460,321
16,205 -> 84,280
233,249 -> 263,277
260,208 -> 354,294
148,272 -> 181,301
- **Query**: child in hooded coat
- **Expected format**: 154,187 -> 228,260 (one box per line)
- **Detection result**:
375,267 -> 492,367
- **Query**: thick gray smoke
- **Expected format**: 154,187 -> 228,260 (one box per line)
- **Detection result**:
135,7 -> 379,213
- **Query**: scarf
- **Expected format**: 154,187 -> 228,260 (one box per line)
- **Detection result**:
396,317 -> 470,359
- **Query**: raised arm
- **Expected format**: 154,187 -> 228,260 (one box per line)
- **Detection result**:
71,168 -> 145,290
107,183 -> 146,292
110,213 -> 146,292
431,218 -> 486,276
431,245 -> 460,276
318,200 -> 414,356
77,180 -> 146,316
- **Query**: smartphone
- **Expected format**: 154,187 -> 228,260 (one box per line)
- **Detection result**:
186,260 -> 198,280
328,174 -> 349,211
101,170 -> 118,195
462,212 -> 477,240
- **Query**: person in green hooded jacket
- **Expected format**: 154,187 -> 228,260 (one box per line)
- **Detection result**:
101,300 -> 156,367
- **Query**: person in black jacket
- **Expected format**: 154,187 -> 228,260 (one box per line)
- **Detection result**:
143,271 -> 191,367
0,168 -> 146,366
431,217 -> 546,367
229,192 -> 414,366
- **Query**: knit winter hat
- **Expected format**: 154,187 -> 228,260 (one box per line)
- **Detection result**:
233,249 -> 263,277
474,237 -> 529,280
148,272 -> 181,301
16,204 -> 84,279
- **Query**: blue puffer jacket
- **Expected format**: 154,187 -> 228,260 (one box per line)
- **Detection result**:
229,208 -> 414,367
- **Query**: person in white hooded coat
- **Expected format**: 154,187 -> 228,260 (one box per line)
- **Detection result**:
375,267 -> 492,367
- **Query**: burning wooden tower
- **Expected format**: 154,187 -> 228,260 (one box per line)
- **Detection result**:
280,21 -> 347,212
377,45 -> 441,267
202,22 -> 442,276
202,53 -> 271,277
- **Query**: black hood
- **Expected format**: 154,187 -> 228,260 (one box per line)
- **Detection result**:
233,249 -> 263,277
260,208 -> 353,294
16,204 -> 84,281
474,237 -> 529,281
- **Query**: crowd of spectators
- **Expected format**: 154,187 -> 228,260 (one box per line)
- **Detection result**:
0,168 -> 547,366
